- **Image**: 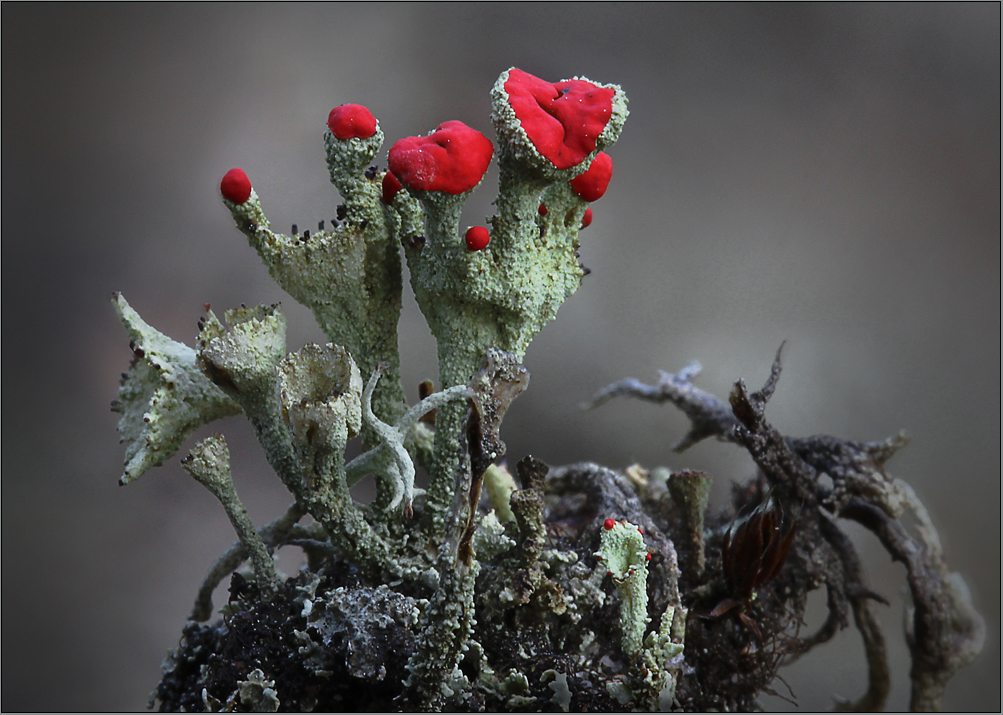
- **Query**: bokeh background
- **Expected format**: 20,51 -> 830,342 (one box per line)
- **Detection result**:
3,4 -> 999,711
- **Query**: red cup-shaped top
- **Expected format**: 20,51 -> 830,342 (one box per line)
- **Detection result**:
388,121 -> 493,195
503,68 -> 615,170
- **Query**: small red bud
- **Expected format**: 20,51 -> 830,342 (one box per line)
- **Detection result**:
382,172 -> 403,204
327,103 -> 377,140
538,203 -> 547,216
638,528 -> 644,535
220,168 -> 252,204
570,151 -> 613,202
596,554 -> 602,562
581,208 -> 593,228
465,226 -> 490,251
603,518 -> 616,530
646,552 -> 652,561
203,303 -> 211,312
607,571 -> 613,577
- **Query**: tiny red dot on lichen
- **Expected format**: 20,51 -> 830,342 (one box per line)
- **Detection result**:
581,208 -> 593,228
603,518 -> 616,530
538,203 -> 547,216
220,168 -> 252,204
646,553 -> 652,561
570,152 -> 613,202
638,527 -> 644,535
382,172 -> 403,204
465,226 -> 490,251
327,104 -> 378,140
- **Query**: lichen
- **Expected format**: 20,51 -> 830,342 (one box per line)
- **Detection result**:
596,519 -> 653,659
111,292 -> 241,485
116,68 -> 980,713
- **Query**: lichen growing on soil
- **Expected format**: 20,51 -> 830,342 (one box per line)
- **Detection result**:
115,68 -> 982,712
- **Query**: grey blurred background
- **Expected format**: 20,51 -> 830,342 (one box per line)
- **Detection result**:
3,4 -> 998,711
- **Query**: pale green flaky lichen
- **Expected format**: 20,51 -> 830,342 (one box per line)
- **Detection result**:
483,463 -> 517,523
118,68 -> 637,708
112,292 -> 241,485
223,131 -> 406,432
119,68 -> 985,713
596,519 -> 687,710
277,343 -> 362,509
596,519 -> 651,658
402,72 -> 628,535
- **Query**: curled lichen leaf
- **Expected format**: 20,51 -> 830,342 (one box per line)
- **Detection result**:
235,668 -> 279,712
112,293 -> 241,485
639,604 -> 687,710
305,584 -> 423,683
483,463 -> 517,523
354,364 -> 470,513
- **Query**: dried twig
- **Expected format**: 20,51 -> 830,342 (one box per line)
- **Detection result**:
587,346 -> 984,711
841,498 -> 985,711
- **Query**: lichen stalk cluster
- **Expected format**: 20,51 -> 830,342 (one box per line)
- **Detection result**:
115,68 -> 639,710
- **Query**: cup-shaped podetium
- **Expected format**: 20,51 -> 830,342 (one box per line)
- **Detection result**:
197,304 -> 287,403
112,293 -> 242,486
278,343 -> 363,458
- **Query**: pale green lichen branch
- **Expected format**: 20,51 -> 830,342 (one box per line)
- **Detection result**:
277,343 -> 363,507
181,434 -> 279,599
483,463 -> 517,523
223,129 -> 407,430
349,362 -> 471,514
596,519 -> 687,709
191,502 -> 306,622
637,603 -> 688,710
197,304 -> 309,499
668,470 -> 713,579
596,519 -> 651,658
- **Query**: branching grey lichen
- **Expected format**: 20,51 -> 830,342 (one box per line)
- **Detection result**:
115,69 -> 981,712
